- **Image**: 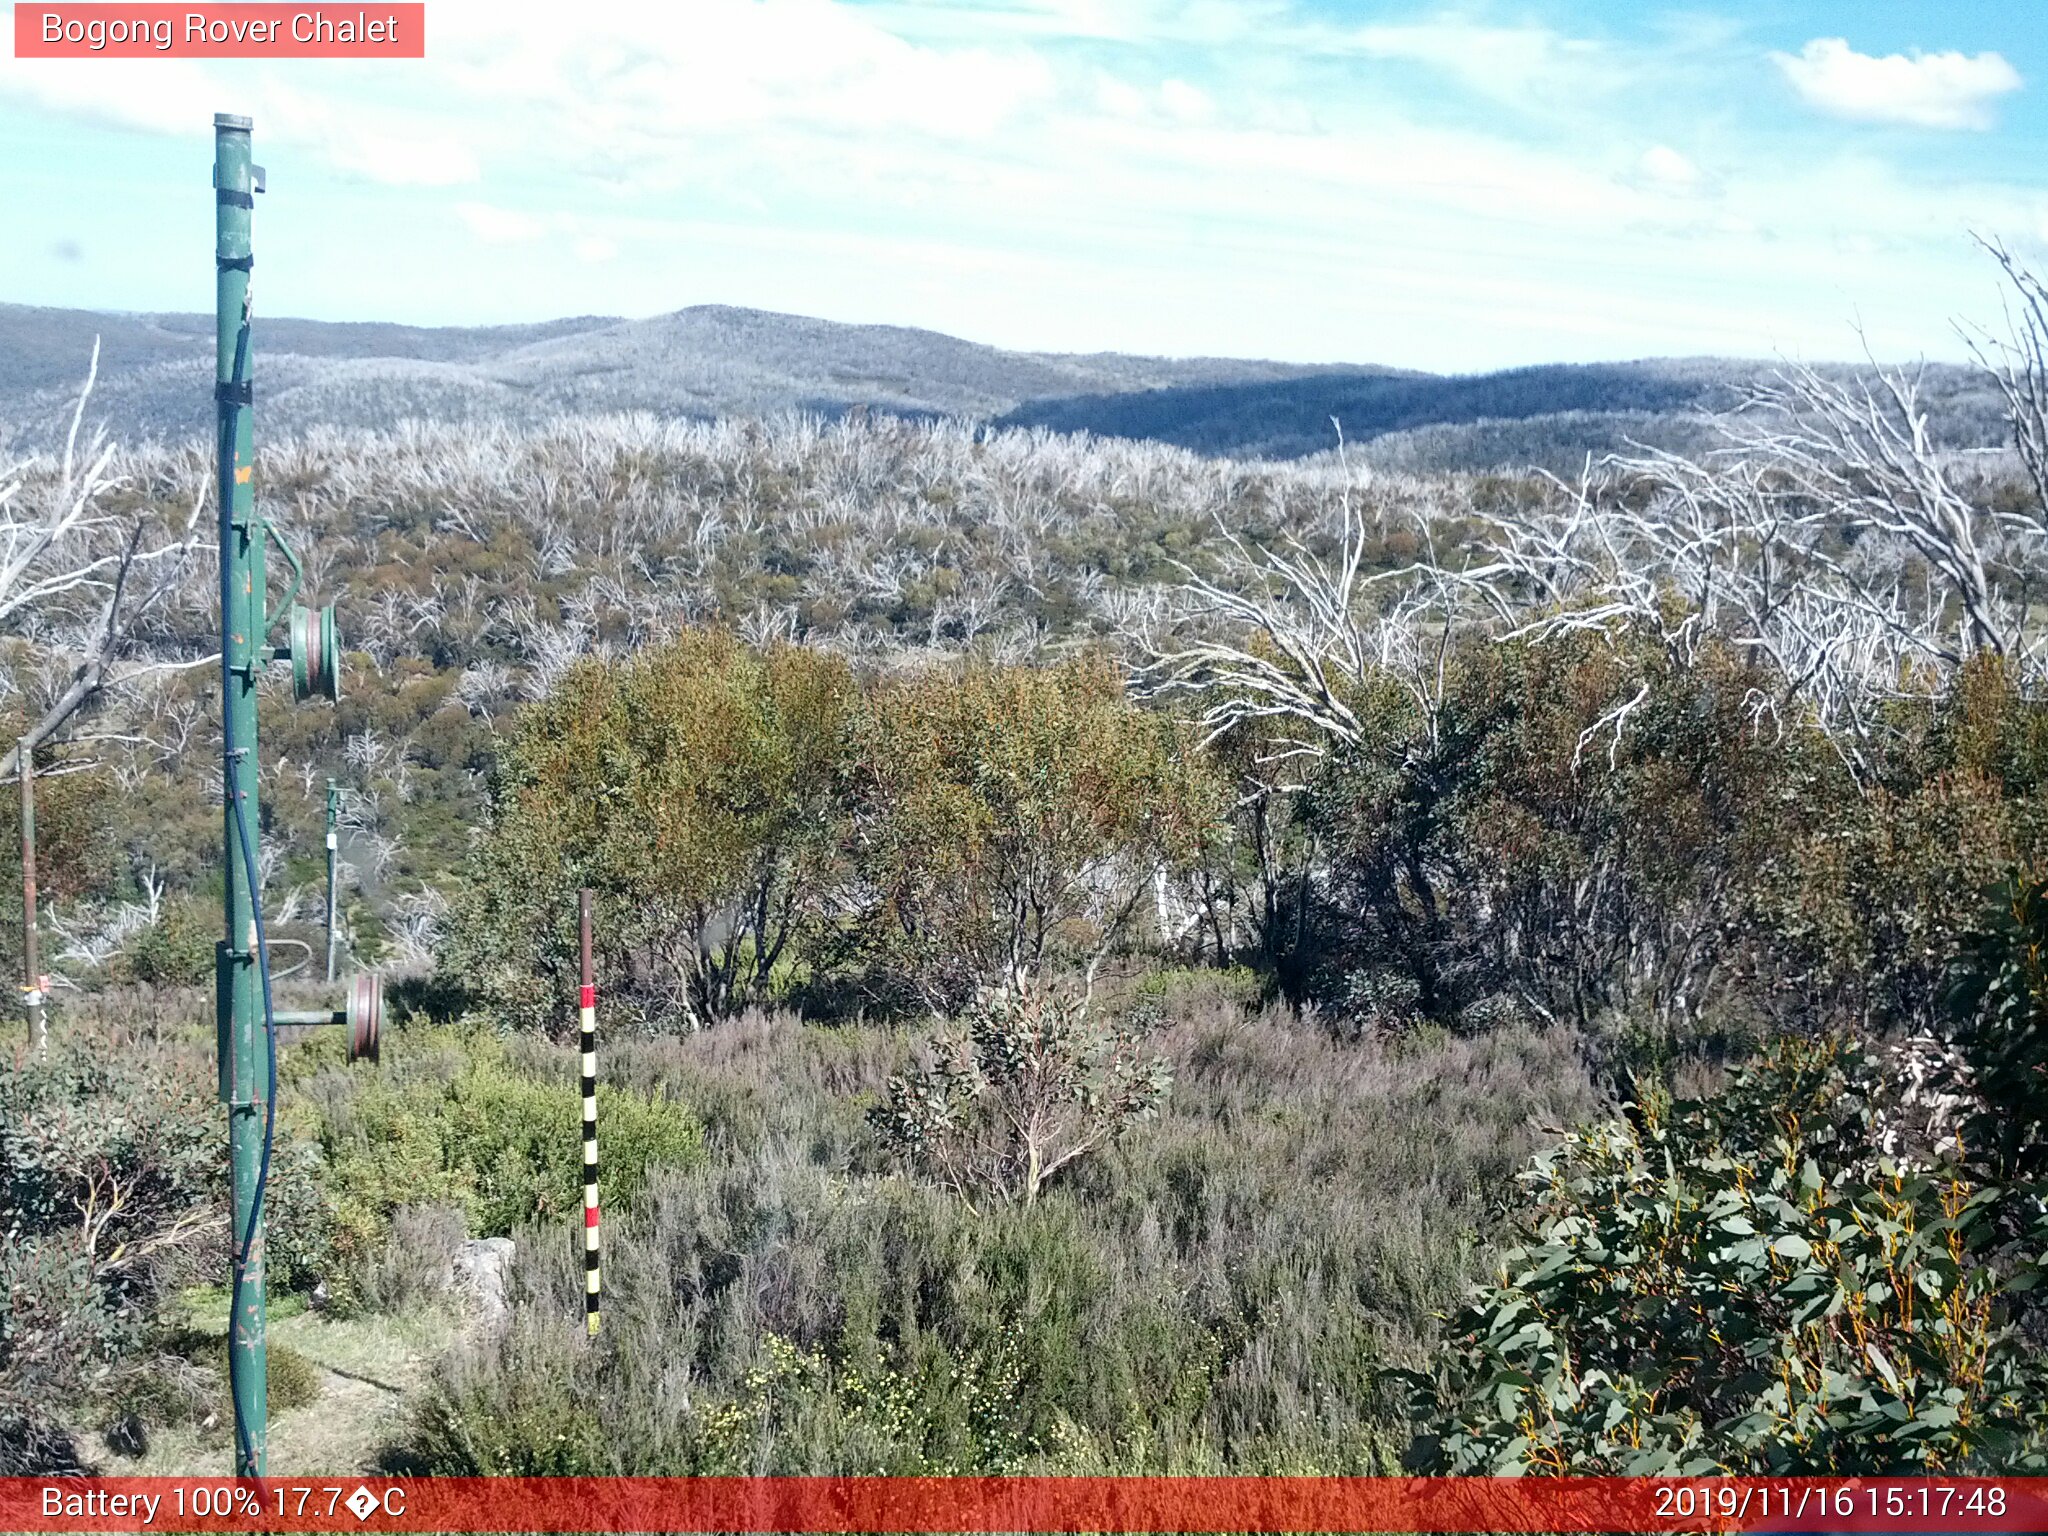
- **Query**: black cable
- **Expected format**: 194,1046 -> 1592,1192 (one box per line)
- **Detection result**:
218,299 -> 277,1479
226,760 -> 278,1477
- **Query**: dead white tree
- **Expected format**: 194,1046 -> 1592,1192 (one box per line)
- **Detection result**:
385,885 -> 450,968
1138,442 -> 1463,777
1732,358 -> 2025,662
1143,251 -> 2048,788
1453,339 -> 2047,776
1963,237 -> 2048,535
0,344 -> 213,779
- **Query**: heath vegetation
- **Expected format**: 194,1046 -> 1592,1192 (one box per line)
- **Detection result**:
5,250 -> 2048,1473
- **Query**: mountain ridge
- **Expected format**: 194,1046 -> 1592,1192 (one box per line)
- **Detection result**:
0,300 -> 2002,471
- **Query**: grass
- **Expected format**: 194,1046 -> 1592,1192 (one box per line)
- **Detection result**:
387,978 -> 1603,1475
15,958 -> 1602,1477
82,1285 -> 460,1477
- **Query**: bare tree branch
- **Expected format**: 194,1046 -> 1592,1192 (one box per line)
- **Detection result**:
0,345 -> 215,780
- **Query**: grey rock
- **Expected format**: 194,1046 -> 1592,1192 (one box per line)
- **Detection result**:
449,1237 -> 516,1334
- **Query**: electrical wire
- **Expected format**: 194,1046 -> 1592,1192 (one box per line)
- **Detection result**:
265,937 -> 313,982
226,758 -> 278,1477
218,298 -> 278,1480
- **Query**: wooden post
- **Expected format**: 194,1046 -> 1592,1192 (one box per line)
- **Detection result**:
19,738 -> 44,1055
579,888 -> 601,1335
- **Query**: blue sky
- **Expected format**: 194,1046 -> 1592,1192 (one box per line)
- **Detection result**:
1,0 -> 2042,370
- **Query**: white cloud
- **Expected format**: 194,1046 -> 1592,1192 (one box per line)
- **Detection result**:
0,58 -> 480,185
1338,19 -> 1603,104
2,0 -> 2036,370
1159,79 -> 1213,122
456,203 -> 620,265
440,0 -> 1057,145
1638,144 -> 1699,189
0,56 -> 218,136
858,0 -> 1282,48
456,201 -> 548,243
1092,74 -> 1213,122
319,122 -> 479,187
1773,37 -> 2022,131
1094,72 -> 1147,117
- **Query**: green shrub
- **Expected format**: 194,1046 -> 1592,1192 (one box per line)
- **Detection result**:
353,1203 -> 471,1316
0,754 -> 116,986
384,1311 -> 609,1475
870,986 -> 1171,1212
1946,870 -> 2048,1182
1130,965 -> 1263,1010
853,653 -> 1222,1013
1,1236 -> 141,1471
308,1023 -> 702,1309
117,1328 -> 322,1439
448,639 -> 1223,1031
264,1342 -> 322,1414
447,629 -> 860,1032
107,1342 -> 215,1438
1404,1038 -> 2048,1474
0,1007 -> 332,1467
1308,633 -> 1834,1038
1176,628 -> 2044,1060
119,894 -> 220,989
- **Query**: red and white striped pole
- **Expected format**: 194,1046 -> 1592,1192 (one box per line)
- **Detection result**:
578,887 -> 601,1336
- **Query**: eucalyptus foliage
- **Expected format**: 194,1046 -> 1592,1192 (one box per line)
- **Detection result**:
852,655 -> 1221,1014
1403,1037 -> 2048,1474
449,629 -> 860,1031
1946,871 -> 2048,1184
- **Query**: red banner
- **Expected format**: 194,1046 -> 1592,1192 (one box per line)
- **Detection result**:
13,5 -> 425,58
4,1477 -> 2048,1533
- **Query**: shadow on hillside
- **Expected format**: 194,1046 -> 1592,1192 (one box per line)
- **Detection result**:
993,360 -> 1722,459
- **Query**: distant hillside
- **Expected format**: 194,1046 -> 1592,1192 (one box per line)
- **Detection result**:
0,300 -> 2004,470
995,357 -> 2010,470
997,360 -> 1707,455
0,302 -> 1346,456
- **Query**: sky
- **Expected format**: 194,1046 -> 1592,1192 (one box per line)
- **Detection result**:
0,0 -> 2043,371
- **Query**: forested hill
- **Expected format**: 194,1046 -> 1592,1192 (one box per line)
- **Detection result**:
0,299 -> 2001,470
998,357 -> 1769,460
0,301 -> 1344,454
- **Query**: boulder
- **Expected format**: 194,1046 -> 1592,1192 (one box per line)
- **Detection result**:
449,1237 -> 516,1334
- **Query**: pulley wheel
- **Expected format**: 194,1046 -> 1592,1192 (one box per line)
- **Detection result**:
290,602 -> 341,702
346,970 -> 383,1064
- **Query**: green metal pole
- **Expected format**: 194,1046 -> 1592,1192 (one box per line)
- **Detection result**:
325,779 -> 340,982
214,110 -> 267,1478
